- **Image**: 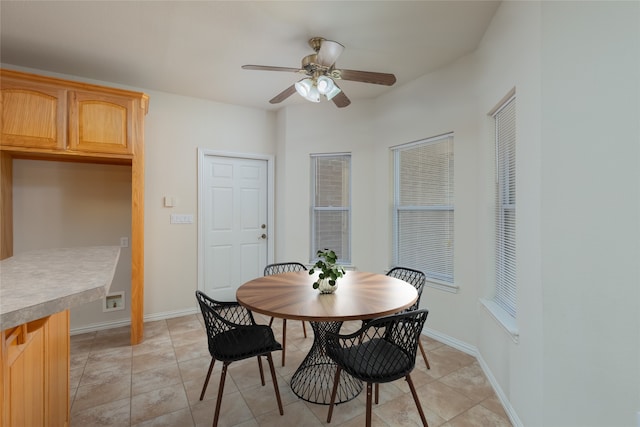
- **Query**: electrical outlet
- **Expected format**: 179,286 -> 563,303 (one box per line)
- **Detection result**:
120,237 -> 129,248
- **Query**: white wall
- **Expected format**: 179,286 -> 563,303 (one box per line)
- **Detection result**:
540,2 -> 640,425
275,101 -> 378,269
143,90 -> 276,316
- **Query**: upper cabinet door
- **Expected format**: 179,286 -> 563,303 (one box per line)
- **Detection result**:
0,79 -> 66,150
68,91 -> 134,155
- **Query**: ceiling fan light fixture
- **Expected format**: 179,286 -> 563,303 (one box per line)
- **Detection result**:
295,78 -> 313,97
295,78 -> 320,102
306,85 -> 321,102
316,75 -> 335,95
324,85 -> 342,101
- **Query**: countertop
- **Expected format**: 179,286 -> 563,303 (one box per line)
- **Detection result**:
0,246 -> 121,330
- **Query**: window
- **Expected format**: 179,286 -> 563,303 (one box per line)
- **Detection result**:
494,95 -> 516,317
310,153 -> 351,264
392,134 -> 454,287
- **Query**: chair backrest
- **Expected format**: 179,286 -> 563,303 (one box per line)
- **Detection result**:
195,290 -> 255,342
264,262 -> 308,276
365,309 -> 429,363
387,267 -> 426,311
327,309 -> 429,382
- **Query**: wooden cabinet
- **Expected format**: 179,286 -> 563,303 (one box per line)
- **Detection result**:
0,69 -> 147,347
1,311 -> 69,427
0,69 -> 147,158
68,90 -> 135,155
0,77 -> 66,151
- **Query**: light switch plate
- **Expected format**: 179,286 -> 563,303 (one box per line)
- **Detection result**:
170,214 -> 194,224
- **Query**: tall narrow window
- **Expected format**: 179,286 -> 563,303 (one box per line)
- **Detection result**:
310,153 -> 351,264
393,134 -> 454,286
494,96 -> 516,317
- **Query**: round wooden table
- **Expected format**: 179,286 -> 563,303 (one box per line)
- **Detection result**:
236,270 -> 418,404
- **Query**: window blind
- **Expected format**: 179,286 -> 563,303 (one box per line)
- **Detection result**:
494,97 -> 516,317
310,154 -> 351,264
393,134 -> 454,284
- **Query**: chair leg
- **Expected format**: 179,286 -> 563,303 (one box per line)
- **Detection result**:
375,383 -> 379,404
212,363 -> 229,427
326,366 -> 342,423
257,355 -> 265,386
301,320 -> 307,338
405,374 -> 428,427
269,316 -> 274,327
418,340 -> 430,370
281,318 -> 287,366
266,353 -> 284,415
199,358 -> 215,401
365,382 -> 373,427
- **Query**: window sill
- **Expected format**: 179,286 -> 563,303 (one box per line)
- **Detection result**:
425,279 -> 459,293
480,299 -> 519,343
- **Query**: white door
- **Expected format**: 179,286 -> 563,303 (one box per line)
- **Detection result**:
200,154 -> 270,300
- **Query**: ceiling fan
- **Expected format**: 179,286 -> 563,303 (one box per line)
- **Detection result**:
242,37 -> 396,108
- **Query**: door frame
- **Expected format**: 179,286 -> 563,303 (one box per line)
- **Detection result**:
197,148 -> 275,293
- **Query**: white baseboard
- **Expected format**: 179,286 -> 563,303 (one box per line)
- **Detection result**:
70,306 -> 199,336
421,326 -> 523,427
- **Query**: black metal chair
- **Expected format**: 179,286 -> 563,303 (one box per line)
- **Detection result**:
326,309 -> 430,427
264,262 -> 308,366
386,267 -> 430,370
195,290 -> 283,427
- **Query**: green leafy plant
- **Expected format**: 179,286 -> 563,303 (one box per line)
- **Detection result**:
309,249 -> 346,290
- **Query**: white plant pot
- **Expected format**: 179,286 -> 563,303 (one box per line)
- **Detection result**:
317,278 -> 337,294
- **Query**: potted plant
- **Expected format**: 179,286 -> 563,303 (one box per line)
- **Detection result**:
309,249 -> 346,293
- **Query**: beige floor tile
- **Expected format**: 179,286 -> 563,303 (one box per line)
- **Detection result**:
254,400 -> 324,427
443,404 -> 512,427
173,341 -> 210,363
69,314 -> 512,427
418,381 -> 476,422
84,346 -> 133,372
375,391 -> 446,427
438,362 -> 495,403
78,365 -> 131,389
169,328 -> 207,348
179,356 -> 223,384
306,393 -> 365,425
334,411 -> 389,427
132,362 -> 183,396
190,389 -> 254,427
70,397 -> 130,427
72,375 -> 131,414
480,394 -> 510,420
130,384 -> 190,425
184,370 -> 241,406
131,408 -> 195,427
132,347 -> 178,374
131,335 -> 173,357
239,381 -> 289,418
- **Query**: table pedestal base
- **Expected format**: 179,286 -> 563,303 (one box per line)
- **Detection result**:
290,321 -> 362,405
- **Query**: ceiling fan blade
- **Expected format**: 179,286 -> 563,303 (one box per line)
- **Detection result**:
331,90 -> 351,108
337,69 -> 397,86
242,65 -> 302,73
316,40 -> 344,67
269,85 -> 297,104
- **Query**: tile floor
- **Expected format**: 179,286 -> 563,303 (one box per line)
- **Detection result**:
69,313 -> 513,427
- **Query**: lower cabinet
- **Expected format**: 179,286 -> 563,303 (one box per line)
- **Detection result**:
1,310 -> 69,427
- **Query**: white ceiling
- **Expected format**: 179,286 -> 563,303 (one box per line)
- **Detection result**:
0,1 -> 500,111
